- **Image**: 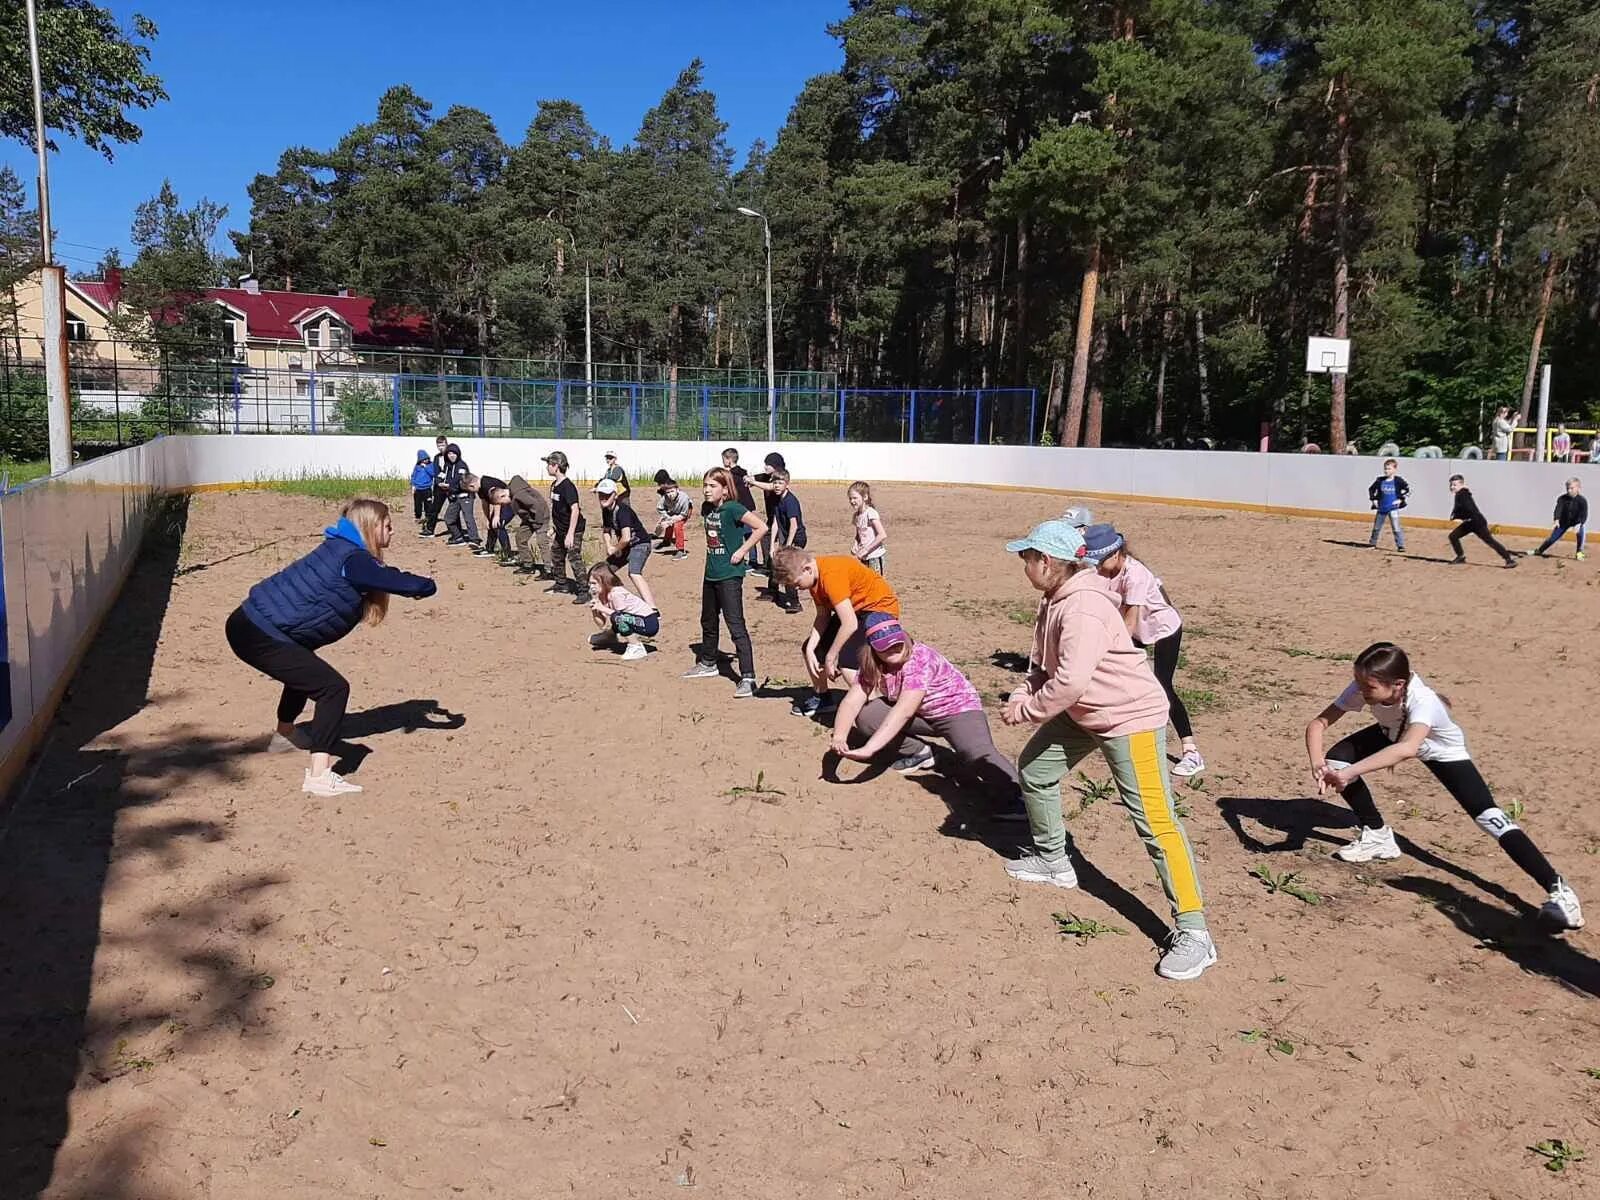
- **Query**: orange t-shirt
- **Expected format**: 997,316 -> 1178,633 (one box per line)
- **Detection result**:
811,555 -> 901,618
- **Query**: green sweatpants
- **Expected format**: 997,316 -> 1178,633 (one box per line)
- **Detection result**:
1019,715 -> 1207,932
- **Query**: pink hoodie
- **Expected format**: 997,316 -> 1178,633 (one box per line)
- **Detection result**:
1019,568 -> 1170,737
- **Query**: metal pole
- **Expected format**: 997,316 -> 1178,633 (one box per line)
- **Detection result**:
1535,363 -> 1552,463
909,390 -> 918,444
837,388 -> 846,441
26,0 -> 71,473
585,264 -> 593,393
973,389 -> 983,445
1028,389 -> 1038,446
763,218 -> 776,441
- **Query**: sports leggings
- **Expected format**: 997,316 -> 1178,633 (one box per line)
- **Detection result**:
1145,629 -> 1194,741
1326,725 -> 1558,890
225,607 -> 349,753
1449,517 -> 1511,562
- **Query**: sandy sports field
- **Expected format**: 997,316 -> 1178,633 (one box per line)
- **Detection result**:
2,479 -> 1598,1199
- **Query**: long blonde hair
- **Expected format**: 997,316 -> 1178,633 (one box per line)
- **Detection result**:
343,498 -> 391,627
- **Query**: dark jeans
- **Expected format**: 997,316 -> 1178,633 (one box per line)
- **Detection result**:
1145,628 -> 1194,740
412,489 -> 429,521
1327,725 -> 1558,889
1537,522 -> 1586,554
1449,516 -> 1511,562
424,487 -> 448,533
225,607 -> 349,753
854,698 -> 1021,805
699,577 -> 754,677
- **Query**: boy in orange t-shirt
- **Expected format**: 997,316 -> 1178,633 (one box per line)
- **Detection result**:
773,548 -> 901,717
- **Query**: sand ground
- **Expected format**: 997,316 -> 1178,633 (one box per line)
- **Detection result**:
2,481 -> 1598,1199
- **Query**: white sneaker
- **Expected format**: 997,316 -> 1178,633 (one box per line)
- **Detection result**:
1171,749 -> 1205,778
1157,929 -> 1218,981
1003,852 -> 1079,889
621,642 -> 648,661
1334,825 -> 1401,863
1540,878 -> 1585,931
303,769 -> 363,797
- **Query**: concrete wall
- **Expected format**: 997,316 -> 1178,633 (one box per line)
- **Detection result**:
0,439 -> 172,798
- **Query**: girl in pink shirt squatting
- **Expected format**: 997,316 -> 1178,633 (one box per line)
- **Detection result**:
1081,524 -> 1206,778
1002,519 -> 1216,981
829,614 -> 1026,822
587,563 -> 660,662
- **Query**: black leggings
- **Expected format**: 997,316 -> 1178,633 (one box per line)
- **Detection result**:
413,489 -> 428,521
1449,517 -> 1512,562
699,577 -> 754,678
225,607 -> 349,753
1328,725 -> 1558,889
1147,629 -> 1194,741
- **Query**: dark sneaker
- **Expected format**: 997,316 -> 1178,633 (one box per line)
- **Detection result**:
891,745 -> 935,773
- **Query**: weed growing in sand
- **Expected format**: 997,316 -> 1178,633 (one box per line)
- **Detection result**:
726,771 -> 785,802
262,474 -> 407,501
1581,1067 -> 1600,1080
1070,773 -> 1115,816
1504,796 -> 1526,822
1176,686 -> 1219,715
1239,1029 -> 1296,1056
112,1039 -> 155,1074
1249,864 -> 1323,905
1528,1139 -> 1584,1173
1053,912 -> 1127,943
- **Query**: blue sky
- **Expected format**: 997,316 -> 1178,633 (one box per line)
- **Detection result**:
1,0 -> 844,276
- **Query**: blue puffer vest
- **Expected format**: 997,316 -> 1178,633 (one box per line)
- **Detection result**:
242,518 -> 369,649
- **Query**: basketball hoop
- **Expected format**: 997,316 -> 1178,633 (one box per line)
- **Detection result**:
1306,336 -> 1351,376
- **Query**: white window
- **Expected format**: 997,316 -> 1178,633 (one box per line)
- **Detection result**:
294,378 -> 309,398
323,380 -> 337,397
327,323 -> 350,349
65,318 -> 90,342
305,323 -> 322,349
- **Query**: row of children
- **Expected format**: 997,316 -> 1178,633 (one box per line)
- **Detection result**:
1366,459 -> 1587,562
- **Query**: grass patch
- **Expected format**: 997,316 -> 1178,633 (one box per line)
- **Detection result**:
1176,686 -> 1220,715
1529,1139 -> 1585,1173
1187,661 -> 1229,686
1249,864 -> 1323,905
1053,912 -> 1126,943
0,457 -> 51,488
259,474 -> 408,501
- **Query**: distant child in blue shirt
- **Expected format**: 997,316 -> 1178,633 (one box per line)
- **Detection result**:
770,469 -> 807,613
410,449 -> 438,530
1367,458 -> 1409,551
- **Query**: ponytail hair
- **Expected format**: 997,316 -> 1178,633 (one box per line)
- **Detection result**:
343,498 -> 392,627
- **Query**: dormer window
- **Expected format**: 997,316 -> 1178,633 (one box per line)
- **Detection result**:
306,324 -> 322,349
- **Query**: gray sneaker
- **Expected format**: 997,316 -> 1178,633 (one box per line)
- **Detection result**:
682,660 -> 721,679
732,676 -> 757,699
1003,852 -> 1078,889
1156,929 -> 1217,981
891,745 -> 935,773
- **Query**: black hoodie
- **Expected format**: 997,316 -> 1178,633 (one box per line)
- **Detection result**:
1554,491 -> 1589,528
444,446 -> 471,495
1450,487 -> 1486,523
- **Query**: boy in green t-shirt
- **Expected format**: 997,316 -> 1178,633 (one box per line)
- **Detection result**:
683,466 -> 768,697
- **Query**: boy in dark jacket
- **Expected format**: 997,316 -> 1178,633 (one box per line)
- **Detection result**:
1535,478 -> 1588,560
1366,458 -> 1409,551
1448,475 -> 1517,568
410,450 -> 438,531
489,475 -> 552,576
421,435 -> 450,535
440,445 -> 481,548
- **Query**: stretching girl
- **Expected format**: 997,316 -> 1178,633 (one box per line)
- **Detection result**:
848,481 -> 888,574
1082,524 -> 1205,778
682,467 -> 766,698
588,563 -> 659,662
830,613 -> 1025,821
225,499 -> 436,797
1305,642 -> 1583,930
1001,518 -> 1216,981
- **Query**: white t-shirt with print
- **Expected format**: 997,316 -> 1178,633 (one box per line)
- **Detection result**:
853,506 -> 885,559
1334,673 -> 1469,762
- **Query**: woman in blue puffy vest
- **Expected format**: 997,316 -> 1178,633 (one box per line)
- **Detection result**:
225,498 -> 437,796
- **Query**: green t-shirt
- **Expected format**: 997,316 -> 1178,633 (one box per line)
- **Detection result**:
703,500 -> 750,581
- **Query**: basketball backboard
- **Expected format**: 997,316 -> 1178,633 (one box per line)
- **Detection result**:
1306,336 -> 1351,375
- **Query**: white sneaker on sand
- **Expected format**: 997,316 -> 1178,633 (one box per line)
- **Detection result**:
1171,749 -> 1205,778
1334,825 -> 1401,863
1004,852 -> 1079,889
1156,929 -> 1218,981
1540,878 -> 1585,931
621,642 -> 648,661
303,769 -> 363,797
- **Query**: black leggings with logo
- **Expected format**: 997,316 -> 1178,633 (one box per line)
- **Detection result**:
1328,725 -> 1557,889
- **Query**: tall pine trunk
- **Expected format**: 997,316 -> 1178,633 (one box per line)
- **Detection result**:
1042,355 -> 1065,443
1329,79 -> 1353,453
1519,219 -> 1565,425
1153,298 -> 1173,437
1193,307 -> 1211,433
1084,320 -> 1109,447
1061,240 -> 1101,447
1013,216 -> 1029,385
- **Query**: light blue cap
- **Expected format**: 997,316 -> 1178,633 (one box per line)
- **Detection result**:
1005,519 -> 1088,561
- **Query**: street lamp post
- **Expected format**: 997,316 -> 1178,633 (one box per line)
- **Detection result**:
737,207 -> 777,441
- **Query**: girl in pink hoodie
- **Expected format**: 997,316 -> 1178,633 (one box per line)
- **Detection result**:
1001,519 -> 1216,981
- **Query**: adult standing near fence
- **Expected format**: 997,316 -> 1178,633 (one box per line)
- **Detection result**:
1491,407 -> 1515,461
602,451 -> 630,498
225,499 -> 437,796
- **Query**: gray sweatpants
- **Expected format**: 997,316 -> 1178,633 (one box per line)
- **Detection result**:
854,698 -> 1021,803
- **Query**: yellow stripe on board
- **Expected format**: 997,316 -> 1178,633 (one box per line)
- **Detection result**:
1127,730 -> 1204,915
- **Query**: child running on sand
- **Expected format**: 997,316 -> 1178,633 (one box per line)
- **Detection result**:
1000,518 -> 1217,982
682,466 -> 766,698
588,563 -> 659,662
1305,641 -> 1582,931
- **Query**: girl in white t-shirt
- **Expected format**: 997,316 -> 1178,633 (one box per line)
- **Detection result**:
1305,642 -> 1582,931
1083,525 -> 1205,778
848,481 -> 888,574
